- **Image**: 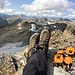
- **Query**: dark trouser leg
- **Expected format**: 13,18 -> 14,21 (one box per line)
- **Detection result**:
23,49 -> 47,75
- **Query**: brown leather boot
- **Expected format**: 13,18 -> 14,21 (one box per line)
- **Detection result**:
39,27 -> 50,51
24,33 -> 39,58
29,33 -> 39,49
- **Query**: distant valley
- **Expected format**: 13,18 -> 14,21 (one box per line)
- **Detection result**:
0,14 -> 75,49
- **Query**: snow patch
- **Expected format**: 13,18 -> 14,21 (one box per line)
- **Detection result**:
0,42 -> 27,54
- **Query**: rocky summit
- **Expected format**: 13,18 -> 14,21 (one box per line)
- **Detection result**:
0,17 -> 75,75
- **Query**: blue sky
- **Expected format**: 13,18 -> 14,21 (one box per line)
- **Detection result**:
0,0 -> 75,18
7,0 -> 34,11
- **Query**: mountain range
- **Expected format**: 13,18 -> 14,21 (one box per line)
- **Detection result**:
0,13 -> 72,28
0,14 -> 27,27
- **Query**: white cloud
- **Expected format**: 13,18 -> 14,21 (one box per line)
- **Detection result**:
37,10 -> 56,14
71,9 -> 75,15
0,0 -> 74,18
0,0 -> 15,15
0,0 -> 25,15
65,7 -> 75,18
72,11 -> 75,14
4,0 -> 11,6
67,8 -> 74,12
25,10 -> 64,18
13,11 -> 25,15
21,0 -> 73,11
0,8 -> 25,15
0,8 -> 14,14
21,0 -> 75,18
0,0 -> 11,9
68,8 -> 75,16
68,14 -> 75,18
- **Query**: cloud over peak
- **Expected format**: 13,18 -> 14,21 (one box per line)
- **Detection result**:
21,0 -> 73,11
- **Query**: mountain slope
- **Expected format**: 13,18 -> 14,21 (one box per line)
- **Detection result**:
0,17 -> 8,27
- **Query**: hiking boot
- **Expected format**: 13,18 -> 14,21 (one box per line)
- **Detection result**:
29,33 -> 39,49
24,33 -> 39,58
39,27 -> 50,51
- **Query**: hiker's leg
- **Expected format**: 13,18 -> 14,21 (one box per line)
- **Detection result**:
23,27 -> 50,75
23,49 -> 47,75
